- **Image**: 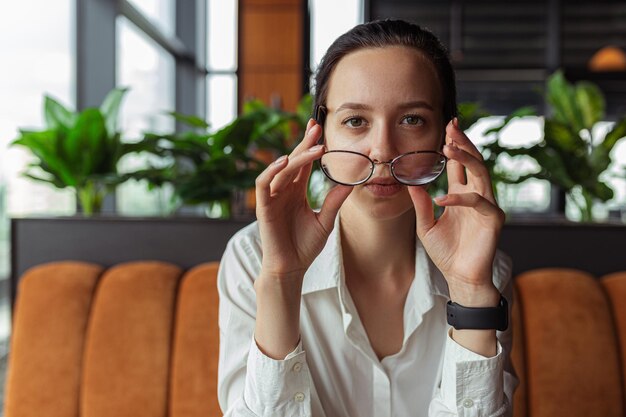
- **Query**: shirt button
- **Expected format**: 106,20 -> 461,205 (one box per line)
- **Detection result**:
463,398 -> 474,408
292,362 -> 303,373
294,392 -> 305,402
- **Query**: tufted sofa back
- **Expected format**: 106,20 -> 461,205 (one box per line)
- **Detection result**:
511,269 -> 626,417
4,261 -> 222,417
4,262 -> 626,417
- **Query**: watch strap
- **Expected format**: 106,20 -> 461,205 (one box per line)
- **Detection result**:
446,295 -> 508,331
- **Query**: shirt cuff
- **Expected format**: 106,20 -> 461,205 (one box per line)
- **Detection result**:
243,336 -> 311,416
440,329 -> 506,416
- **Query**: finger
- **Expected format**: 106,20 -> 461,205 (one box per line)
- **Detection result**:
317,185 -> 353,232
434,192 -> 504,222
446,118 -> 483,161
294,160 -> 314,188
444,150 -> 466,186
408,186 -> 436,237
270,144 -> 325,195
443,143 -> 493,198
290,122 -> 323,157
256,155 -> 288,207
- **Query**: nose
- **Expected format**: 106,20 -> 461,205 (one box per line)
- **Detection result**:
368,122 -> 399,167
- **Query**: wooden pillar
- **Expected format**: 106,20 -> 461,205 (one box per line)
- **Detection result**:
239,0 -> 306,112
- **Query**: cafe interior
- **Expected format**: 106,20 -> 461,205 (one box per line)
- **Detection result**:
0,0 -> 625,416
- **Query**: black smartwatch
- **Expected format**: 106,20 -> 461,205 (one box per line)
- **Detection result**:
446,295 -> 508,331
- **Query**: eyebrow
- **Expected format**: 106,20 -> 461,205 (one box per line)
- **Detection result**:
335,101 -> 434,113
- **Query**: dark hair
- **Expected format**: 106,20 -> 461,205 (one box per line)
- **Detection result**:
313,19 -> 457,125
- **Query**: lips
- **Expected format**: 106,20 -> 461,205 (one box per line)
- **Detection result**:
364,178 -> 403,197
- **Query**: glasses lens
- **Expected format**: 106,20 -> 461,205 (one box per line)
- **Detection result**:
320,151 -> 373,185
393,152 -> 446,185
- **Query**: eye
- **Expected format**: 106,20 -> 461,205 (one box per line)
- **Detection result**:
342,115 -> 366,128
401,114 -> 424,126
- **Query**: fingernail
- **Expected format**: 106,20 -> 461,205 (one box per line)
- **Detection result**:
308,144 -> 324,153
453,117 -> 459,128
434,195 -> 448,203
273,155 -> 287,165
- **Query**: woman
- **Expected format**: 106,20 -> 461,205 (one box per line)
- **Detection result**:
217,19 -> 517,416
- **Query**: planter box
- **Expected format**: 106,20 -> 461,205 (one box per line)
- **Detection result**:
10,216 -> 626,309
10,216 -> 250,309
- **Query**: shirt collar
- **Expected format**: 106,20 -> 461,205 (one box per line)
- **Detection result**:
301,214 -> 344,295
301,213 -> 449,301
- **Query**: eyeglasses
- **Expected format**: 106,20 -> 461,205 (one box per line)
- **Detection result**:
319,150 -> 447,186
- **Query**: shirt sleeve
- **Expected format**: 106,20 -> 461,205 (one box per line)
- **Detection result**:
243,337 -> 312,416
217,225 -> 314,417
428,251 -> 518,417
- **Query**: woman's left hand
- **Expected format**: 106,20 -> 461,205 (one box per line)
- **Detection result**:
408,118 -> 504,307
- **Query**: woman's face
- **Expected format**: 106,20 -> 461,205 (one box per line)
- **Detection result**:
323,46 -> 445,220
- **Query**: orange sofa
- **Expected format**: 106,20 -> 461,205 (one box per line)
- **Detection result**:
3,262 -> 626,417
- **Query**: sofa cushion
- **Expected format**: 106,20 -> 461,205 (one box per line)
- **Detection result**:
515,268 -> 623,417
4,262 -> 102,417
170,262 -> 221,417
601,272 -> 626,406
510,286 -> 527,417
80,261 -> 182,417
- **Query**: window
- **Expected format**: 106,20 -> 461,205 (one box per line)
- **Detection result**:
0,0 -> 75,280
128,0 -> 175,36
310,0 -> 364,72
207,0 -> 238,129
116,16 -> 176,216
0,0 -> 74,358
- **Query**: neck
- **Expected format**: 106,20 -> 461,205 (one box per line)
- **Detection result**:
339,207 -> 416,286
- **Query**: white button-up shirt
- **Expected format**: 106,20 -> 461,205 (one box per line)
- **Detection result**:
217,220 -> 517,417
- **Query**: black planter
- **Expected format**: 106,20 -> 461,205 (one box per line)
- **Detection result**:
10,215 -> 252,310
10,215 -> 626,311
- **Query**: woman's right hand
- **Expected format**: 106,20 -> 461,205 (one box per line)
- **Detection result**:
255,119 -> 353,283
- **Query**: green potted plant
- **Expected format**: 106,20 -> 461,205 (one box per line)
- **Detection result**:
429,102 -> 535,205
483,71 -> 626,222
133,95 -> 314,218
10,88 -> 149,216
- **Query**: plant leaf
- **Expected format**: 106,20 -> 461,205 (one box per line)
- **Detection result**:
21,172 -> 65,188
547,70 -> 584,133
543,119 -> 586,153
590,180 -> 614,202
242,98 -> 267,114
575,81 -> 605,130
296,94 -> 313,125
44,95 -> 75,129
602,117 -> 626,153
211,116 -> 256,153
589,146 -> 612,176
168,111 -> 210,129
527,145 -> 577,190
457,102 -> 491,131
12,130 -> 77,186
64,109 -> 107,176
100,87 -> 129,134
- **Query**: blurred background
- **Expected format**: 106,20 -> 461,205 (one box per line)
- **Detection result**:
1,0 -> 626,408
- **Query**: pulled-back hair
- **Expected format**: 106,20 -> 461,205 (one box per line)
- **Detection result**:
313,19 -> 457,125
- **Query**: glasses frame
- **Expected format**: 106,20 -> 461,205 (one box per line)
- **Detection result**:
319,149 -> 448,186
